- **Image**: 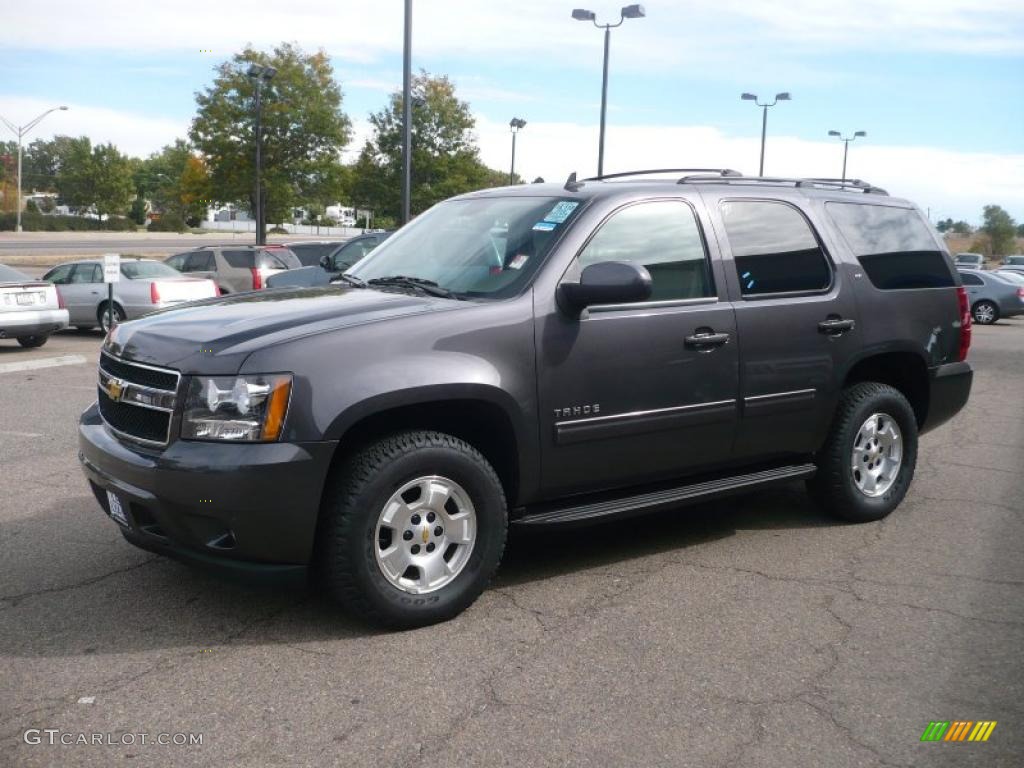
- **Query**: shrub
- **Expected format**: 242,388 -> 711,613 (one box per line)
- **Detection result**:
0,212 -> 138,231
147,214 -> 187,232
268,225 -> 289,234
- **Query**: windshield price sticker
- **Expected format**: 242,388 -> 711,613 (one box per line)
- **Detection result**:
543,201 -> 578,224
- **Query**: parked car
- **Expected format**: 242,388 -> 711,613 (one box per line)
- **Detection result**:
268,233 -> 393,289
164,245 -> 301,294
994,269 -> 1024,287
80,171 -> 973,628
43,258 -> 218,332
953,252 -> 985,269
1001,255 -> 1024,266
284,241 -> 347,268
0,263 -> 68,347
957,267 -> 1024,324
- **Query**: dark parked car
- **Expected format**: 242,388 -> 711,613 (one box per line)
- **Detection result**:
80,171 -> 973,628
268,233 -> 393,289
957,268 -> 1024,324
164,245 -> 301,294
285,241 -> 347,268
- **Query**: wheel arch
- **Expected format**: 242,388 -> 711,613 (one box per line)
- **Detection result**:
842,350 -> 930,428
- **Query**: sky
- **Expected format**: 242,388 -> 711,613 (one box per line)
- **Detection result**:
1,0 -> 1022,223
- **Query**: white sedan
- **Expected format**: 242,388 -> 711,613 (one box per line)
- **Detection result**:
0,263 -> 69,348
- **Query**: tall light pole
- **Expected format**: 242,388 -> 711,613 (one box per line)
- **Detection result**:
401,0 -> 413,225
740,92 -> 790,176
827,130 -> 866,183
572,5 -> 645,178
508,118 -> 526,185
247,63 -> 276,246
0,106 -> 68,232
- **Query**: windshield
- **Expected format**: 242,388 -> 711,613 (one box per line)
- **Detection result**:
0,264 -> 32,283
120,261 -> 182,279
349,196 -> 584,298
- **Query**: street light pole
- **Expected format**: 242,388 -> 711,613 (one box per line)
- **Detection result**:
827,130 -> 866,183
0,106 -> 69,232
572,5 -> 646,178
509,118 -> 526,185
741,92 -> 790,176
247,64 -> 276,245
401,0 -> 413,225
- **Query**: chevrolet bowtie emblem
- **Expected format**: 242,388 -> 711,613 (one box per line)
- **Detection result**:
105,377 -> 125,402
422,527 -> 430,544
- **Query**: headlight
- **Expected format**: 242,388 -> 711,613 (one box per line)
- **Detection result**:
181,374 -> 292,442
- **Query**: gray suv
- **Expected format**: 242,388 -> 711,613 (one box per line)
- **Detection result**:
165,245 -> 300,294
79,170 -> 973,628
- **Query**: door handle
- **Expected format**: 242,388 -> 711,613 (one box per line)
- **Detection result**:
684,330 -> 730,350
818,318 -> 856,335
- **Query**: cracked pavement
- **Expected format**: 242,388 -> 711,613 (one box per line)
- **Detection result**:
2,323 -> 1022,767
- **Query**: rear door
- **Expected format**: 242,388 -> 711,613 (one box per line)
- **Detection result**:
703,195 -> 861,460
181,250 -> 218,288
62,263 -> 104,325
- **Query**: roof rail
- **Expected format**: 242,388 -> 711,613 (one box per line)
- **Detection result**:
583,168 -> 742,182
677,175 -> 888,195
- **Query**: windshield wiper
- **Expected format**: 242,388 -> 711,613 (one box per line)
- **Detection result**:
366,275 -> 462,299
333,272 -> 367,288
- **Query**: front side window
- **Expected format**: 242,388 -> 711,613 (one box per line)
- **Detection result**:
70,264 -> 101,283
826,203 -> 954,290
44,264 -> 74,284
577,200 -> 713,302
721,200 -> 831,296
350,196 -> 584,298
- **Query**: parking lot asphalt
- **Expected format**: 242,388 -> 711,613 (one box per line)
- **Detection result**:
1,323 -> 1022,768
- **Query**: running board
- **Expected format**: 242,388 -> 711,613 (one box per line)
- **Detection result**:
513,463 -> 817,527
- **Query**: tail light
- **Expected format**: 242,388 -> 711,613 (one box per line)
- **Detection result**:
250,268 -> 262,290
212,281 -> 221,297
150,282 -> 161,304
56,287 -> 66,309
956,286 -> 971,362
1018,287 -> 1024,299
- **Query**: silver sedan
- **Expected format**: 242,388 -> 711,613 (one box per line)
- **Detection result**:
958,268 -> 1024,325
43,259 -> 219,332
0,263 -> 69,348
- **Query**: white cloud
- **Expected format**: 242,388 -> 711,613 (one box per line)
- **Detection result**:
473,116 -> 1024,222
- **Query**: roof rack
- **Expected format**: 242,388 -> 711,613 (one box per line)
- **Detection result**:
677,175 -> 888,195
584,168 -> 742,182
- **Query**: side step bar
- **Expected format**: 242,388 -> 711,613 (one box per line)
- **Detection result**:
513,463 -> 817,527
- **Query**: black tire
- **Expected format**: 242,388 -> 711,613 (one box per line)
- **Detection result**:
16,335 -> 48,348
972,300 -> 999,325
808,382 -> 918,523
97,303 -> 126,332
317,431 -> 508,629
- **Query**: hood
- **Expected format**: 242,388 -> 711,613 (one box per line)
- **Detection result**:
104,285 -> 465,372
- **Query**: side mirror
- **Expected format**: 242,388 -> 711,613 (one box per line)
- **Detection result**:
319,254 -> 332,270
559,261 -> 652,312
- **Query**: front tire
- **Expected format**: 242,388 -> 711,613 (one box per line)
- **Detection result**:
972,300 -> 998,325
317,431 -> 508,628
16,335 -> 48,348
808,382 -> 918,523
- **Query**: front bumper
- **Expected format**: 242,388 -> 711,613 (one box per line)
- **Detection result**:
79,402 -> 337,574
921,361 -> 972,434
0,308 -> 68,338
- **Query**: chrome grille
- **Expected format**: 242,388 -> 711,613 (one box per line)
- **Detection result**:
97,352 -> 180,446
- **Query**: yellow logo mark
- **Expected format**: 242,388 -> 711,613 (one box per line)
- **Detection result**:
422,528 -> 430,544
105,377 -> 124,402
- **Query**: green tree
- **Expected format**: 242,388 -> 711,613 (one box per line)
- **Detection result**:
981,205 -> 1017,256
350,71 -> 511,220
55,138 -> 135,219
1016,222 -> 1024,238
935,217 -> 953,233
951,220 -> 973,235
190,43 -> 351,224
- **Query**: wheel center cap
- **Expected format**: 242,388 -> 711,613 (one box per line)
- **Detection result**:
421,527 -> 430,544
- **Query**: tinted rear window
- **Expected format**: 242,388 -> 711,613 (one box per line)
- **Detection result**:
261,248 -> 300,269
222,250 -> 255,269
288,243 -> 339,267
826,203 -> 955,290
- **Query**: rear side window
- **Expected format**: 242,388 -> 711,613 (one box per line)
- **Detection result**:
578,200 -> 714,302
720,201 -> 831,296
257,250 -> 289,270
222,250 -> 255,269
183,252 -> 215,272
826,203 -> 955,290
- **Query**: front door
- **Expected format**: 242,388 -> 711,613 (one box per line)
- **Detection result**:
703,195 -> 862,460
536,198 -> 739,497
62,263 -> 104,325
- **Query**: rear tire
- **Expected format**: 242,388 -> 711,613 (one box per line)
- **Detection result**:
317,431 -> 508,628
972,300 -> 998,325
97,303 -> 126,333
808,382 -> 918,523
16,335 -> 48,348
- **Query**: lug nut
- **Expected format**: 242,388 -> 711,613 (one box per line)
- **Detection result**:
411,544 -> 420,555
426,543 -> 435,553
426,512 -> 436,523
410,514 -> 421,525
403,530 -> 413,541
434,526 -> 443,536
